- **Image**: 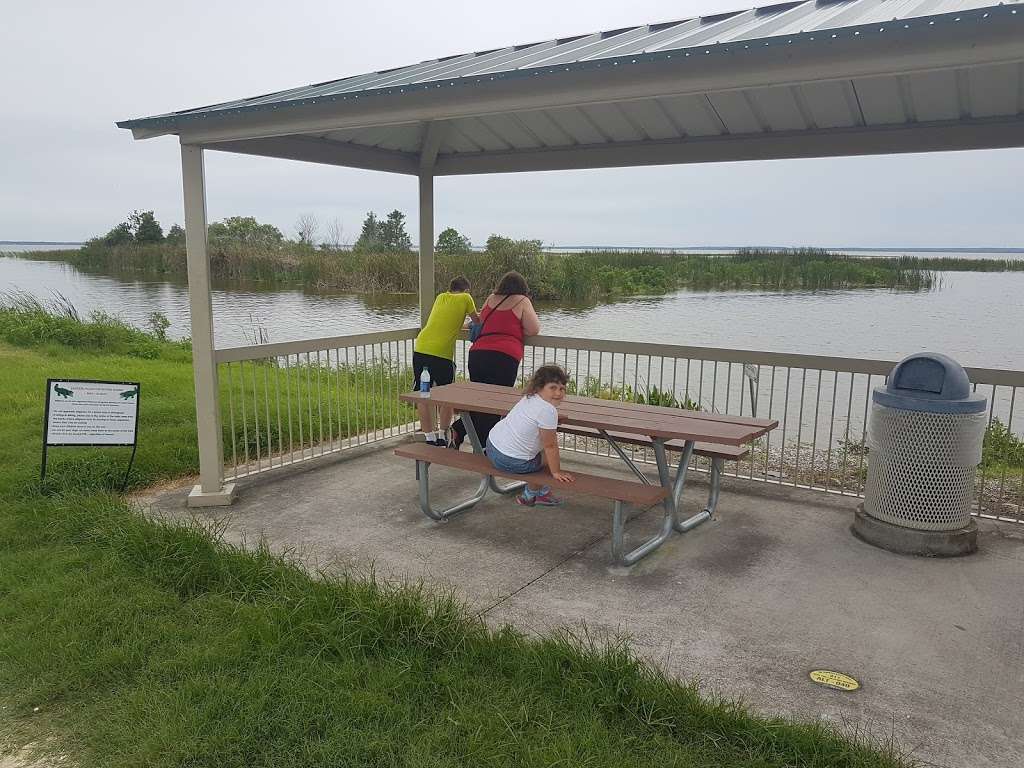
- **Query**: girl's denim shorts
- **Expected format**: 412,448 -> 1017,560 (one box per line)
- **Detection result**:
486,439 -> 542,474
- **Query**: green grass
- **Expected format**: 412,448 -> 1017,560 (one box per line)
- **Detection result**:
0,308 -> 911,767
20,241 -> 956,300
0,292 -> 416,481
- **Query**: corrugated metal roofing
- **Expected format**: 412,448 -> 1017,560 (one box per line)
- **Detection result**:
118,0 -> 1022,131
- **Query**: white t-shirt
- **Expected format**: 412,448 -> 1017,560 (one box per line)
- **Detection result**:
488,395 -> 559,460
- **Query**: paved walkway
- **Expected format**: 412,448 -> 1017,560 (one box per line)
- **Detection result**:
141,439 -> 1024,768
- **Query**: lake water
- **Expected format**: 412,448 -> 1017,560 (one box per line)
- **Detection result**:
1,249 -> 1022,369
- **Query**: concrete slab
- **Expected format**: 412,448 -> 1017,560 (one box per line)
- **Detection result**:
139,439 -> 1024,768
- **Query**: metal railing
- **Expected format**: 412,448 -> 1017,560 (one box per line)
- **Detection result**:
215,328 -> 420,481
215,329 -> 1024,523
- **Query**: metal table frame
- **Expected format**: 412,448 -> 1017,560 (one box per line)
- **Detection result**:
412,399 -> 726,566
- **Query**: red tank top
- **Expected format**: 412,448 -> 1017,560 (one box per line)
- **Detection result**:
471,299 -> 525,361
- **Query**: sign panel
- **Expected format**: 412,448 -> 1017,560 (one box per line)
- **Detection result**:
45,379 -> 140,446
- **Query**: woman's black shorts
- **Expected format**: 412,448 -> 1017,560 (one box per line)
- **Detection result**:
411,351 -> 455,390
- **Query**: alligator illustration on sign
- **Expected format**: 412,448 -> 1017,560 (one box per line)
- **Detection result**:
53,384 -> 74,399
120,387 -> 139,400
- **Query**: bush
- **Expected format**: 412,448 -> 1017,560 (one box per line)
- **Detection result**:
982,418 -> 1024,468
208,216 -> 284,249
165,224 -> 186,246
146,312 -> 171,342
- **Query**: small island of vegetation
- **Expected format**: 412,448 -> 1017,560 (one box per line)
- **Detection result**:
23,208 -> 1024,300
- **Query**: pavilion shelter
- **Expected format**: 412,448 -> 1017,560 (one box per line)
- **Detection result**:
118,0 -> 1024,505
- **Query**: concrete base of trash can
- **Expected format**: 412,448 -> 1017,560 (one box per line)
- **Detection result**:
852,504 -> 977,557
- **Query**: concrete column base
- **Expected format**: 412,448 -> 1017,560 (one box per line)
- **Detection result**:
851,503 -> 977,557
187,482 -> 237,508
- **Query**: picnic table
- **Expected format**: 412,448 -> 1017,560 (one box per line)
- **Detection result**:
398,381 -> 777,565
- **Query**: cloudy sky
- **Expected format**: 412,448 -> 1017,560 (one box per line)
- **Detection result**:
2,0 -> 1021,248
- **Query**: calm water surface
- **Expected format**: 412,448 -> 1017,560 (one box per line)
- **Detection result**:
1,252 -> 1022,369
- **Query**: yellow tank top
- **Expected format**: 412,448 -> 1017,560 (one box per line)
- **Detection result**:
414,292 -> 477,360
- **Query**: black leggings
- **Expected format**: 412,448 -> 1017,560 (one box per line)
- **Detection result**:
452,349 -> 520,446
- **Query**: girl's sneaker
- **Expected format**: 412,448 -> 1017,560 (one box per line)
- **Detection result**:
516,491 -> 562,507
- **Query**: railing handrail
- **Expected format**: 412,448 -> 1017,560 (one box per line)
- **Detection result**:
215,328 -> 1024,387
525,333 -> 1024,387
215,327 -> 419,363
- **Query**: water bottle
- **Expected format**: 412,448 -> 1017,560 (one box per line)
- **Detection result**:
418,368 -> 431,398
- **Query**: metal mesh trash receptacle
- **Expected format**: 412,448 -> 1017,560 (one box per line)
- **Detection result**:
854,352 -> 986,556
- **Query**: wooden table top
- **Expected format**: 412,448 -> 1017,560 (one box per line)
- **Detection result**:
399,381 -> 777,446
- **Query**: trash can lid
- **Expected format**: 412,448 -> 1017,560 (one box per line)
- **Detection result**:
872,352 -> 987,414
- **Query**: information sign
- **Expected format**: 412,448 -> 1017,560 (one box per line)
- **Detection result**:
41,379 -> 141,490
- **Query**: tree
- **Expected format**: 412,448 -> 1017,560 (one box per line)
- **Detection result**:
207,216 -> 284,248
129,210 -> 164,243
295,214 -> 320,246
102,222 -> 134,246
165,224 -> 186,246
353,211 -> 382,253
485,234 -> 542,259
322,217 -> 345,250
99,210 -> 163,245
379,209 -> 412,252
436,227 -> 472,256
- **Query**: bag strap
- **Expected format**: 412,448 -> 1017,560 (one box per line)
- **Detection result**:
475,294 -> 514,340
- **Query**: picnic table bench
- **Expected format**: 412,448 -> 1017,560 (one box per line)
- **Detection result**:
397,381 -> 777,566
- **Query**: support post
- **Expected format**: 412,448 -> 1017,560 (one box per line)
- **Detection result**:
418,170 -> 434,328
181,143 -> 236,507
417,120 -> 447,328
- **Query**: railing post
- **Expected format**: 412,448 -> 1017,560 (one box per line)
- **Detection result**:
181,142 -> 236,507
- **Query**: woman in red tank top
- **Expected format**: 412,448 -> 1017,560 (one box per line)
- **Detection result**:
451,271 -> 541,448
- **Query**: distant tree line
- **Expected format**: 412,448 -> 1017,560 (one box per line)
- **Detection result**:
92,209 -> 483,257
95,210 -> 178,246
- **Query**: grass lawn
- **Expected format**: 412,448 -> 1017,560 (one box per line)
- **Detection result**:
0,311 -> 911,767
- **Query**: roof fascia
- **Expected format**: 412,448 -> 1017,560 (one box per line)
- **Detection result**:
197,135 -> 420,175
433,115 -> 1024,175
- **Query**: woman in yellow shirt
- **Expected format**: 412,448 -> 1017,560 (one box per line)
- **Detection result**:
414,276 -> 480,445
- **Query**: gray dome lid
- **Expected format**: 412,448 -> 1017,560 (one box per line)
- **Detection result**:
873,352 -> 987,414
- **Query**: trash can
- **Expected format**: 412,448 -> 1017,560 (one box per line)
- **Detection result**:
853,352 -> 986,556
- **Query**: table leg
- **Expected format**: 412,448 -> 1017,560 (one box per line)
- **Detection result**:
417,460 -> 490,522
670,440 -> 717,533
669,440 -> 696,512
703,457 -> 724,518
601,437 -> 674,565
599,430 -> 652,485
461,408 -> 525,496
611,497 -> 675,566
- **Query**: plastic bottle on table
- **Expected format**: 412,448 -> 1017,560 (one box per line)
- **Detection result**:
419,368 -> 431,398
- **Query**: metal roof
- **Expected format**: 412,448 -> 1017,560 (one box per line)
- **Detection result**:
118,0 -> 1024,174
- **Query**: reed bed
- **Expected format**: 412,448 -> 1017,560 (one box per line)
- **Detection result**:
19,242 -> 953,299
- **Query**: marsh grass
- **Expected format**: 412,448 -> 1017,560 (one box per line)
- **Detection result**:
21,242 -> 957,300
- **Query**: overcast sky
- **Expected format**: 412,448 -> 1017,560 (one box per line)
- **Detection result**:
2,0 -> 1022,248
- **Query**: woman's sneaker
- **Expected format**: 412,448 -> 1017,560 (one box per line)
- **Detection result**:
516,491 -> 562,507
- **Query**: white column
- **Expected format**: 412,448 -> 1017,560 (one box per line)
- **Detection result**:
181,143 -> 236,506
418,170 -> 434,327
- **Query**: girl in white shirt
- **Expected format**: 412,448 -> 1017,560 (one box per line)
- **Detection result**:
486,364 -> 575,506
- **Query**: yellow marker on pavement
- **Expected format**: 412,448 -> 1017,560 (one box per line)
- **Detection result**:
809,670 -> 860,691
